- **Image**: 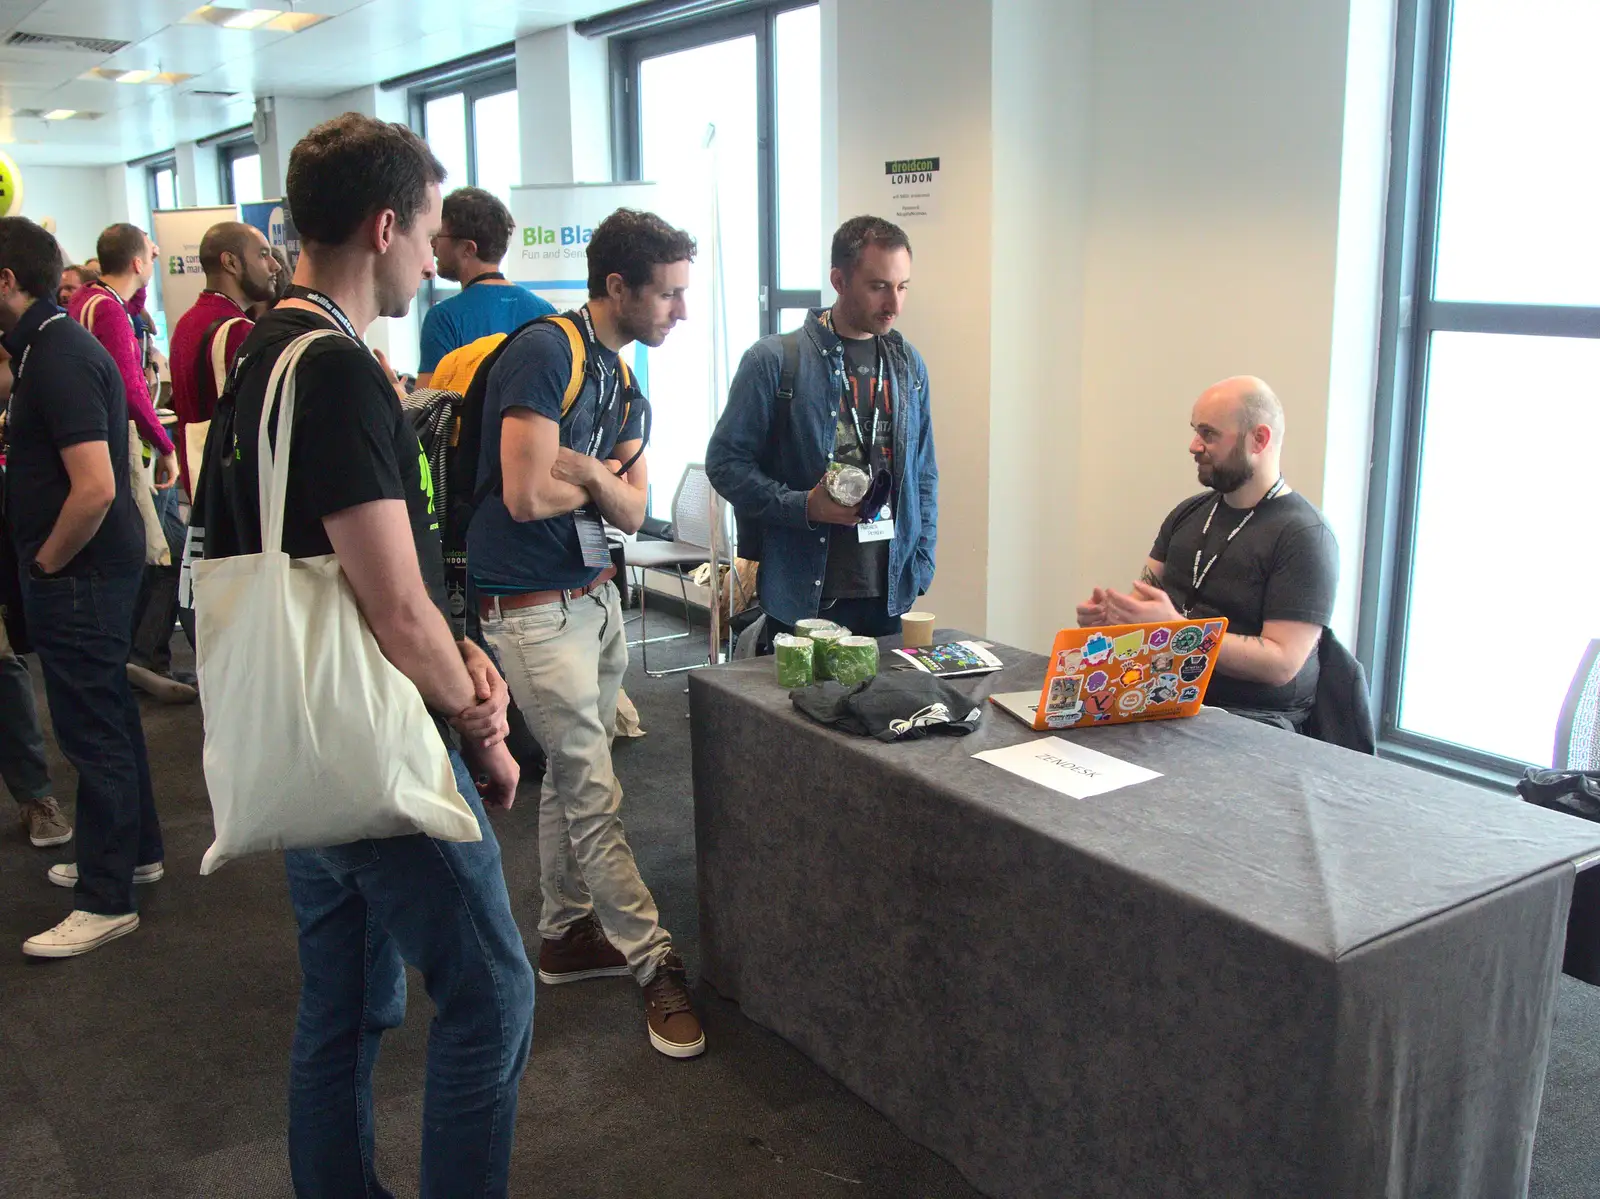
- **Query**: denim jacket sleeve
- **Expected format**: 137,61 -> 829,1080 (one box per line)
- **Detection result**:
706,341 -> 813,531
912,349 -> 938,573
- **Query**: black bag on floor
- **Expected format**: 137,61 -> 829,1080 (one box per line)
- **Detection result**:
1518,768 -> 1600,984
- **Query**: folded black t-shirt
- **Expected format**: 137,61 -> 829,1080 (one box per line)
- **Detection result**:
792,672 -> 984,742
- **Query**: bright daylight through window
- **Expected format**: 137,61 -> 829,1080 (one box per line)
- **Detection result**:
1392,0 -> 1600,768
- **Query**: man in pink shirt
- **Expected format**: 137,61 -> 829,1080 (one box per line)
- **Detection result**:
72,224 -> 192,702
68,224 -> 177,487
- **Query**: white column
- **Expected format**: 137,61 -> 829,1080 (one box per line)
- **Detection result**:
174,141 -> 222,208
516,25 -> 611,187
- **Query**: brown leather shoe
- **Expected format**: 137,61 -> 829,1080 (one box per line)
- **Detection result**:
643,953 -> 705,1059
537,915 -> 632,985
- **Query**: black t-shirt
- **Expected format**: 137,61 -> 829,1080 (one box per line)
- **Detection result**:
822,334 -> 892,600
192,307 -> 447,615
2,302 -> 142,575
1151,489 -> 1339,713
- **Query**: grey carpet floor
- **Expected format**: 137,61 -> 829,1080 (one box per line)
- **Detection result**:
1,612 -> 1597,1198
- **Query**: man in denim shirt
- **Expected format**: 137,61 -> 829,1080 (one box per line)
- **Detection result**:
708,216 -> 937,640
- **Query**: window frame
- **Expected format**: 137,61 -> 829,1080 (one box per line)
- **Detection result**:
146,157 -> 178,214
410,64 -> 519,191
1359,0 -> 1600,784
216,136 -> 263,205
408,64 -> 519,317
610,0 -> 822,335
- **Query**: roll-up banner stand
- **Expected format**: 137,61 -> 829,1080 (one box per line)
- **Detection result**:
151,205 -> 238,329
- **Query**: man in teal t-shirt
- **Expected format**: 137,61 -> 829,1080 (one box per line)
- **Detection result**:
416,187 -> 553,387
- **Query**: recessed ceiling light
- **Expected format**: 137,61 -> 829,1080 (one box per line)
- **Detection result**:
80,67 -> 196,85
184,5 -> 329,32
41,109 -> 77,120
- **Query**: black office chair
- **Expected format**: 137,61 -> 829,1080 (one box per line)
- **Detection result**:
1302,629 -> 1376,754
1555,640 -> 1600,770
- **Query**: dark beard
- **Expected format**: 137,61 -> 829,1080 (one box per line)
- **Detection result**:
1198,444 -> 1253,494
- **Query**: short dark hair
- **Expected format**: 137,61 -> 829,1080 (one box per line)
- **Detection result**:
199,221 -> 261,277
96,222 -> 148,276
61,263 -> 98,286
287,112 -> 446,249
441,187 -> 515,265
0,217 -> 64,302
830,215 -> 911,276
586,208 -> 697,298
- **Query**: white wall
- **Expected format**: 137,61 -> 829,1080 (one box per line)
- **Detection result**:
829,0 -> 996,635
1076,0 -> 1354,631
18,166 -> 112,266
517,26 -> 611,186
987,0 -> 1093,650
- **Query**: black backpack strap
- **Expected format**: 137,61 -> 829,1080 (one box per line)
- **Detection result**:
774,329 -> 801,453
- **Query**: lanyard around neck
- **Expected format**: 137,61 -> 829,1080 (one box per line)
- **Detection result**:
823,309 -> 886,456
577,305 -> 622,458
462,271 -> 506,290
1188,476 -> 1287,612
285,285 -> 358,341
14,312 -> 69,384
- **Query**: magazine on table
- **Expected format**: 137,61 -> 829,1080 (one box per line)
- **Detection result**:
891,641 -> 1004,678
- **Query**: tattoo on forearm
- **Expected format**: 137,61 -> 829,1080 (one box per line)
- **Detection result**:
1139,565 -> 1162,588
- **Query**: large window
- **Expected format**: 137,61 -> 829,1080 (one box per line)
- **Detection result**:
1365,0 -> 1600,774
614,1 -> 821,517
219,138 -> 264,204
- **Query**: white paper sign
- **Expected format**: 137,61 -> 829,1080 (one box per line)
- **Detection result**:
885,156 -> 939,220
973,738 -> 1161,799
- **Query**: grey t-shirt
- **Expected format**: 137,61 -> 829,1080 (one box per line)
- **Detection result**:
1151,489 -> 1339,714
822,334 -> 892,600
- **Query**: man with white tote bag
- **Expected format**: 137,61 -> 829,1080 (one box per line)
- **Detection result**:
185,115 -> 534,1199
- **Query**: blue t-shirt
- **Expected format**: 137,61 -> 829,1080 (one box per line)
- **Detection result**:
466,322 -> 647,593
418,281 -> 555,373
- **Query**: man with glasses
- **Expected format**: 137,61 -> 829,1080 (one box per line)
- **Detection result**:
415,188 -> 553,389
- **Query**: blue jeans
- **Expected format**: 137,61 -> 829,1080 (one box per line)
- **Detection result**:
22,567 -> 161,914
0,622 -> 51,804
284,750 -> 535,1199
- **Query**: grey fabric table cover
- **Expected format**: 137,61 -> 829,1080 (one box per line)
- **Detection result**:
690,634 -> 1600,1199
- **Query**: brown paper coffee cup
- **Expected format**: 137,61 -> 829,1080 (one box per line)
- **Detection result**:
901,611 -> 935,648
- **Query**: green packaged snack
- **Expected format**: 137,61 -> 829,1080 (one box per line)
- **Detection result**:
774,634 -> 815,688
809,626 -> 849,680
828,635 -> 880,686
793,618 -> 841,639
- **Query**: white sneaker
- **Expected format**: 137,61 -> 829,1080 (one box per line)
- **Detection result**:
48,860 -> 164,889
23,910 -> 139,958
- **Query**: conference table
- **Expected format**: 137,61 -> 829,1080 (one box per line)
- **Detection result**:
689,632 -> 1600,1199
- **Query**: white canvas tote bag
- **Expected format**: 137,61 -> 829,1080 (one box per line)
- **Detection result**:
192,329 -> 481,874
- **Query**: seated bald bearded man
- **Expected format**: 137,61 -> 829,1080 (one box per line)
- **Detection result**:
1076,376 -> 1339,730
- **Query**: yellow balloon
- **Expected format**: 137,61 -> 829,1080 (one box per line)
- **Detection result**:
0,150 -> 22,217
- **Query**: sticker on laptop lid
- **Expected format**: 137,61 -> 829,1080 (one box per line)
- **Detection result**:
1170,626 -> 1204,654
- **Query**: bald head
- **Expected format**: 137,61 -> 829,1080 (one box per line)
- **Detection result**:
199,221 -> 279,304
1189,376 -> 1286,496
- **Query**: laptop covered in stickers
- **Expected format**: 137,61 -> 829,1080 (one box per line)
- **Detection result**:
989,617 -> 1229,731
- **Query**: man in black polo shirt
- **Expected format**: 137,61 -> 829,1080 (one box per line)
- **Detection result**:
1076,376 -> 1339,729
0,215 -> 162,958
